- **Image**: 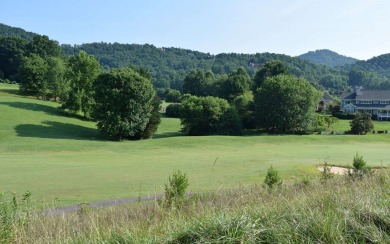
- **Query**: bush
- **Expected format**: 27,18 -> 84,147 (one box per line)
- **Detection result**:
348,153 -> 373,179
333,112 -> 356,120
264,166 -> 282,188
350,112 -> 374,135
165,103 -> 181,118
162,170 -> 189,209
180,95 -> 242,136
216,108 -> 243,136
165,89 -> 181,103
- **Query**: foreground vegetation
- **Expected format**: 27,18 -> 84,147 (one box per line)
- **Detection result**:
3,169 -> 389,243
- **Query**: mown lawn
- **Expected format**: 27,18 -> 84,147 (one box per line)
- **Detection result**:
1,83 -> 390,206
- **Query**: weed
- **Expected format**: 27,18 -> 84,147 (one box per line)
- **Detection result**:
264,165 -> 282,189
162,170 -> 189,209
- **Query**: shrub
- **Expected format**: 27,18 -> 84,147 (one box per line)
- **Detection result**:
165,103 -> 181,118
0,192 -> 17,243
165,89 -> 181,103
180,95 -> 242,136
264,166 -> 282,188
162,170 -> 189,208
333,112 -> 356,120
350,112 -> 374,135
348,153 -> 373,179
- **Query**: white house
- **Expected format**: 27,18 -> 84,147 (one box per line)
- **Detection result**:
341,86 -> 390,120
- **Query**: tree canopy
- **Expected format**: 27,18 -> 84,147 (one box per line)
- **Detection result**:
93,67 -> 157,140
255,74 -> 321,134
179,95 -> 242,136
61,51 -> 101,117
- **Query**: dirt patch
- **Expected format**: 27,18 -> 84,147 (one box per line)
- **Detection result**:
317,166 -> 350,175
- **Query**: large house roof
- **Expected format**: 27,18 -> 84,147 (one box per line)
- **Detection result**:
341,90 -> 390,100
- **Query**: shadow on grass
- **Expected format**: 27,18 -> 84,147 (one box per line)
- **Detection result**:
153,131 -> 183,139
0,101 -> 91,121
0,89 -> 19,95
0,101 -> 64,116
15,121 -> 103,141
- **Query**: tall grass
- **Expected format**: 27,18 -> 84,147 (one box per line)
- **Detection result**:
7,169 -> 389,243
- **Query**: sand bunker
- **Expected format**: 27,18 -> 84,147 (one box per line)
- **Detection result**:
317,166 -> 350,175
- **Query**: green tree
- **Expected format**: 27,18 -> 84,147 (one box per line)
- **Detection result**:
62,51 -> 100,117
45,57 -> 68,101
182,69 -> 212,96
26,35 -> 64,59
253,60 -> 289,88
165,88 -> 181,102
233,91 -> 256,129
18,54 -> 49,98
222,67 -> 251,101
255,74 -> 321,134
180,95 -> 242,135
130,95 -> 161,140
349,112 -> 374,135
0,36 -> 28,80
93,67 -> 156,141
165,103 -> 181,118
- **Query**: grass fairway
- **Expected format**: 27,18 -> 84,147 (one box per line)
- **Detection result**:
1,83 -> 390,206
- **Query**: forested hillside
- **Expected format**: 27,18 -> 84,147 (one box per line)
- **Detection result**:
61,43 -> 346,90
298,49 -> 359,67
0,23 -> 37,41
3,23 -> 390,93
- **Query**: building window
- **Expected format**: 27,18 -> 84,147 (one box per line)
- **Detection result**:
360,100 -> 372,104
380,100 -> 389,104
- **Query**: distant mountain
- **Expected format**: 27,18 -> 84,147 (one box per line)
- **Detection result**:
0,23 -> 37,41
298,49 -> 359,67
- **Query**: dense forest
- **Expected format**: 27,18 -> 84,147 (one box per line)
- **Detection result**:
2,23 -> 390,94
61,43 -> 349,91
0,23 -> 37,41
298,49 -> 359,67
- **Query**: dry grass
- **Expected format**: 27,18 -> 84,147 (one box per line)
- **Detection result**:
5,169 -> 389,243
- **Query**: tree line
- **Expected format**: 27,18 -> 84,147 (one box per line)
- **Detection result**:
1,35 -> 160,141
0,32 -> 377,138
170,61 -> 321,136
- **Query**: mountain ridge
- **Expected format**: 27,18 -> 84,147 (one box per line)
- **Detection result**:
298,49 -> 359,67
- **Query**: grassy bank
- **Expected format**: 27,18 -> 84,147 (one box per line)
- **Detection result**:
6,170 -> 389,243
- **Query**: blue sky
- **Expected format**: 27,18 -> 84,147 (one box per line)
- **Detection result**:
2,0 -> 389,60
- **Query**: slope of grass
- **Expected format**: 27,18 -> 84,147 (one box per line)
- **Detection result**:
9,170 -> 390,243
1,84 -> 390,207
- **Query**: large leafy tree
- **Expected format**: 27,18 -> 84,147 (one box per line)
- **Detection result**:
26,35 -> 64,59
255,74 -> 321,134
253,60 -> 289,89
62,51 -> 100,117
222,67 -> 252,101
179,95 -> 242,136
93,67 -> 156,141
18,54 -> 49,98
182,69 -> 212,96
46,57 -> 68,101
0,36 -> 28,80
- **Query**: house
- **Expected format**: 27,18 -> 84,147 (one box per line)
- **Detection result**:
341,86 -> 390,120
317,92 -> 333,112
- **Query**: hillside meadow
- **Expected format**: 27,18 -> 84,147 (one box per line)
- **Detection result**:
1,83 -> 390,207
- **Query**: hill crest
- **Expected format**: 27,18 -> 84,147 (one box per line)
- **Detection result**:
299,49 -> 359,67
